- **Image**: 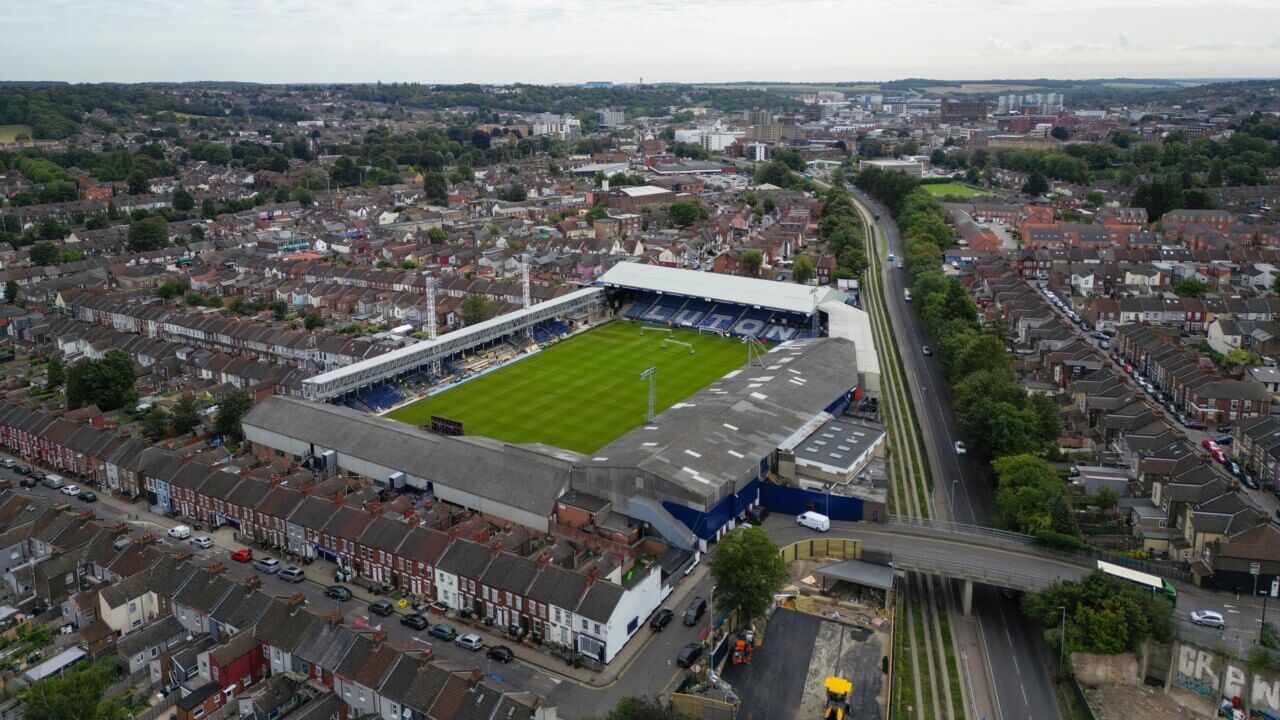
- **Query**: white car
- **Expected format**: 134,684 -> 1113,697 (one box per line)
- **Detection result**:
190,536 -> 214,550
796,511 -> 831,532
1190,610 -> 1225,629
954,441 -> 967,455
60,484 -> 80,496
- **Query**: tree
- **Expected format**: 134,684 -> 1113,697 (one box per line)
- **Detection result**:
424,171 -> 449,204
459,295 -> 497,326
1050,125 -> 1070,141
1207,158 -> 1224,187
1023,571 -> 1173,657
127,170 -> 148,195
793,253 -> 816,284
65,350 -> 136,412
20,659 -> 127,720
992,454 -> 1076,536
172,188 -> 195,212
740,249 -> 763,278
171,394 -> 201,436
427,226 -> 447,244
1022,171 -> 1049,196
1172,277 -> 1212,298
1132,178 -> 1184,222
46,356 -> 64,389
270,300 -> 288,321
141,406 -> 169,441
214,389 -> 252,442
4,279 -> 17,303
127,215 -> 169,252
498,183 -> 526,202
930,148 -> 946,166
709,526 -> 788,623
668,201 -> 707,228
1084,190 -> 1105,208
303,313 -> 325,330
771,148 -> 805,172
29,241 -> 60,266
584,203 -> 608,222
157,279 -> 188,301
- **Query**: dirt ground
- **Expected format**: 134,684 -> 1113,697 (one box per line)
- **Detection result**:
1084,683 -> 1206,720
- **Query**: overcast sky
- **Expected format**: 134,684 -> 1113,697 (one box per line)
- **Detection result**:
5,0 -> 1279,84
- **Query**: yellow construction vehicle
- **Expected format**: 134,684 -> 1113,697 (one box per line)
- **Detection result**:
822,676 -> 852,720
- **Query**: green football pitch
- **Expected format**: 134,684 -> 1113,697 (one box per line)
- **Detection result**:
385,321 -> 748,454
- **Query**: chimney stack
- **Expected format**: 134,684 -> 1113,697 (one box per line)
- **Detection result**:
243,575 -> 262,591
418,649 -> 434,665
372,629 -> 387,646
287,591 -> 306,611
108,522 -> 129,536
537,550 -> 551,569
207,562 -> 227,575
328,611 -> 343,627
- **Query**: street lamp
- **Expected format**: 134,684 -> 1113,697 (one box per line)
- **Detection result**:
708,585 -> 717,645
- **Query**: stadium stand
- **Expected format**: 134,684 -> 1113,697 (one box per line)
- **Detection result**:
731,308 -> 773,338
358,385 -> 405,412
641,295 -> 684,323
622,299 -> 653,320
672,298 -> 711,327
697,303 -> 742,333
546,320 -> 571,336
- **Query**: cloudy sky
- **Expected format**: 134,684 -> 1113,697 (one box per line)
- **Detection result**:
4,0 -> 1279,83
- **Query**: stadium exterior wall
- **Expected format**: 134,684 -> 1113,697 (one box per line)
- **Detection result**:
662,479 -> 762,545
758,483 -> 872,523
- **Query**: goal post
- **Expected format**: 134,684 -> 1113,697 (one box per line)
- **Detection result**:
660,338 -> 695,354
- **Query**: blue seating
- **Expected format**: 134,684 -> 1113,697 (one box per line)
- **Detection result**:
731,308 -> 772,338
697,304 -> 740,332
642,295 -> 683,323
547,320 -> 570,336
622,299 -> 653,320
672,299 -> 711,327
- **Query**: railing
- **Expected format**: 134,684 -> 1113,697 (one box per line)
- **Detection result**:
887,514 -> 1035,545
890,551 -> 1050,592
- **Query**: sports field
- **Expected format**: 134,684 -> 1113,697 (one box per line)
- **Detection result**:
385,321 -> 747,453
921,182 -> 990,198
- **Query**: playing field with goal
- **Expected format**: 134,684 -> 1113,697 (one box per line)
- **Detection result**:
385,321 -> 747,453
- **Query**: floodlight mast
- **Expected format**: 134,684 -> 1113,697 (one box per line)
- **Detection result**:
640,367 -> 658,423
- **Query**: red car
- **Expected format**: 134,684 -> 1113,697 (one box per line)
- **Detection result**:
1211,449 -> 1226,464
230,548 -> 253,563
1202,438 -> 1218,451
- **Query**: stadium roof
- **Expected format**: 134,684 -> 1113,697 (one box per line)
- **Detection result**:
599,263 -> 844,315
578,337 -> 859,504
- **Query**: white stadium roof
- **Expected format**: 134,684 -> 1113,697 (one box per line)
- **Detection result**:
599,262 -> 843,315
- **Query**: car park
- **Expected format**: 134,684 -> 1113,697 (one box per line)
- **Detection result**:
1190,610 -> 1225,629
796,511 -> 830,532
190,536 -> 214,550
325,585 -> 352,601
683,597 -> 707,626
487,645 -> 514,663
650,608 -> 674,631
455,633 -> 483,650
676,643 -> 703,668
230,548 -> 252,563
279,566 -> 305,583
429,623 -> 457,640
400,613 -> 430,630
77,491 -> 97,503
369,600 -> 396,617
253,557 -> 281,574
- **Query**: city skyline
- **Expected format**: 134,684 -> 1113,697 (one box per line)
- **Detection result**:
4,0 -> 1280,84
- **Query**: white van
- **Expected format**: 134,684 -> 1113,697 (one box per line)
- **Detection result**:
167,525 -> 192,540
41,473 -> 65,490
796,511 -> 831,533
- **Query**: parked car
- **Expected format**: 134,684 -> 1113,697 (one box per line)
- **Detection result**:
1243,474 -> 1259,490
279,566 -> 305,583
487,645 -> 514,663
60,484 -> 80,496
253,557 -> 281,574
683,597 -> 708,626
455,633 -> 483,650
954,440 -> 967,455
400,613 -> 430,630
15,465 -> 30,476
676,643 -> 704,668
168,525 -> 192,540
18,477 -> 36,488
190,536 -> 214,550
1201,438 -> 1218,451
796,511 -> 830,532
368,600 -> 396,617
1228,461 -> 1242,478
745,505 -> 770,524
0,458 -> 14,470
77,491 -> 97,503
230,548 -> 252,563
1215,436 -> 1234,446
1217,424 -> 1233,434
1185,421 -> 1208,431
650,608 -> 674,631
325,585 -> 352,601
429,623 -> 457,641
1190,610 -> 1225,629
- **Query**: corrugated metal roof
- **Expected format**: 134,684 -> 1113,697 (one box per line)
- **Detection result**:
599,262 -> 842,315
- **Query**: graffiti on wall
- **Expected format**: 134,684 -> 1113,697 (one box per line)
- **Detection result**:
1177,644 -> 1280,713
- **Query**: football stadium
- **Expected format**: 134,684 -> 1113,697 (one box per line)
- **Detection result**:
283,263 -> 882,548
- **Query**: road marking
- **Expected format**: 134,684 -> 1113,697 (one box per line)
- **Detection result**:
1021,684 -> 1028,705
1012,653 -> 1019,675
